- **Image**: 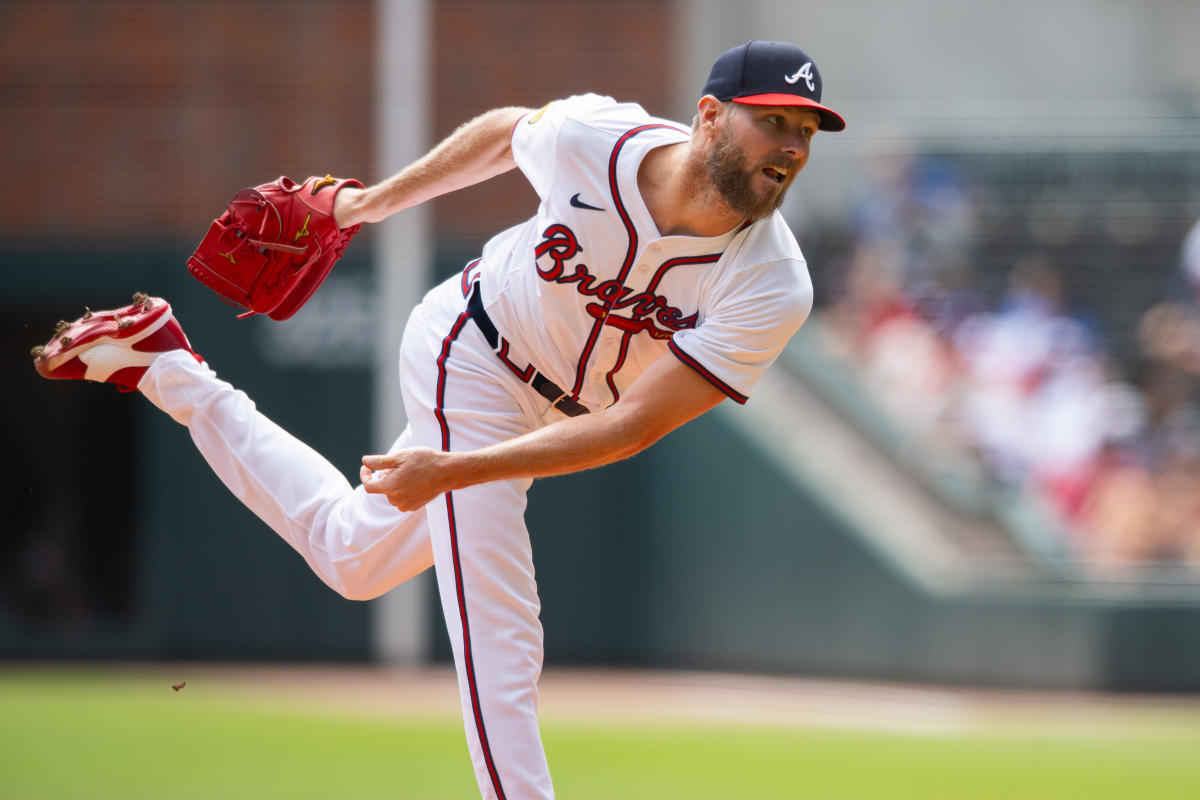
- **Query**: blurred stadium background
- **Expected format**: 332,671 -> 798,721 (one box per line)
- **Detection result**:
4,0 -> 1200,714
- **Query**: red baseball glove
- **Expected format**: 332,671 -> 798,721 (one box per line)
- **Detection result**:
187,174 -> 364,320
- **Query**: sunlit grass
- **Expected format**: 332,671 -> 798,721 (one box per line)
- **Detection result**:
2,667 -> 1198,799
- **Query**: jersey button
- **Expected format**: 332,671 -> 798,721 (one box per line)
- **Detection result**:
637,264 -> 649,273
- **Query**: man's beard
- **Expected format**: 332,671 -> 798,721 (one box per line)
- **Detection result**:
704,126 -> 791,221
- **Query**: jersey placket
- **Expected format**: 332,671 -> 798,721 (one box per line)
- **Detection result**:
588,242 -> 659,403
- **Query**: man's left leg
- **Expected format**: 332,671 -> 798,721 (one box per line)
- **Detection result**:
396,283 -> 555,800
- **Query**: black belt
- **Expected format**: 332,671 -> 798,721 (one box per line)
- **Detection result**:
467,283 -> 590,417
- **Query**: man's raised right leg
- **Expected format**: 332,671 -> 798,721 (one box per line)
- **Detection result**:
32,295 -> 434,599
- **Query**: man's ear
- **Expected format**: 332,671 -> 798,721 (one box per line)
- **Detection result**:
695,95 -> 725,134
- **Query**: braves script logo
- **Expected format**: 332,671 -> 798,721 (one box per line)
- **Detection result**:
534,224 -> 696,340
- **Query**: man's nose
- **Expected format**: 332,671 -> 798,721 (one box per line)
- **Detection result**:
781,138 -> 809,161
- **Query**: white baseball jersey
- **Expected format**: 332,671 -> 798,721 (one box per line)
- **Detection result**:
475,93 -> 814,410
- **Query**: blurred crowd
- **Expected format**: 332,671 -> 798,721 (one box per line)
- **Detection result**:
819,152 -> 1200,575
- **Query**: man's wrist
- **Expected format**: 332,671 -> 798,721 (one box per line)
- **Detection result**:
443,449 -> 486,492
333,186 -> 369,229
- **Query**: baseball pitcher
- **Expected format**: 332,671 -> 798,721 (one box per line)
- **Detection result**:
32,41 -> 844,799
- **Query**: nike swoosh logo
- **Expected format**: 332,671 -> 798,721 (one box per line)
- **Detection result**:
570,193 -> 605,212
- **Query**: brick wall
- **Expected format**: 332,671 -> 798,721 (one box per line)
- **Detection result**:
1,0 -> 676,247
430,0 -> 677,248
1,0 -> 374,239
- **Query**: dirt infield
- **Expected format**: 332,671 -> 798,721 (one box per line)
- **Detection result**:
112,662 -> 1200,737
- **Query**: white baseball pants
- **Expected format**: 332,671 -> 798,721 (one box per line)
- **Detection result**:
139,275 -> 558,800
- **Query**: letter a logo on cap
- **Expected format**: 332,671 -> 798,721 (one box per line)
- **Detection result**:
784,62 -> 815,92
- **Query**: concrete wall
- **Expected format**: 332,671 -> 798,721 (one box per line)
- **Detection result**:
682,0 -> 1200,125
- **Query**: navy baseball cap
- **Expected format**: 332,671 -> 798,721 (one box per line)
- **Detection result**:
703,40 -> 846,132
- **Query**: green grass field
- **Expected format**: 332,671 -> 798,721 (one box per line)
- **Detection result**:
2,666 -> 1199,799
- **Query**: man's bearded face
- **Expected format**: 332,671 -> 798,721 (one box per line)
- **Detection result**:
704,119 -> 794,220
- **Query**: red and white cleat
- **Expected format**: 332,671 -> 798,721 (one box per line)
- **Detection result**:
31,293 -> 201,391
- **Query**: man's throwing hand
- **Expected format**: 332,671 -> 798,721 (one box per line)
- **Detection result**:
360,449 -> 454,511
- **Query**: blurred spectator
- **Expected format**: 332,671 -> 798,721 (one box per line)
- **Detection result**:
953,260 -> 1097,481
851,149 -> 977,292
1140,215 -> 1200,376
1083,214 -> 1200,572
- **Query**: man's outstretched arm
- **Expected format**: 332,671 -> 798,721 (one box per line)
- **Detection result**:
334,106 -> 532,228
360,351 -> 729,511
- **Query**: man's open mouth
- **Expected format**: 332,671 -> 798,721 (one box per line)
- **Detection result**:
762,165 -> 789,184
